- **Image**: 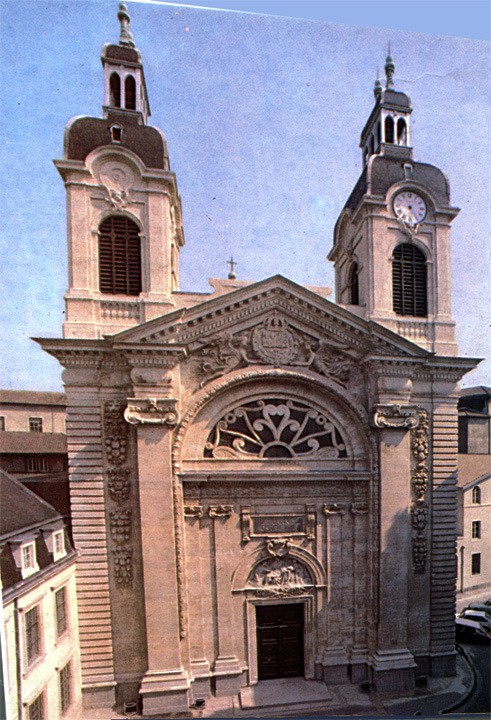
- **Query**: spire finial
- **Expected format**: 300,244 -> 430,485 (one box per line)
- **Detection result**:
118,1 -> 135,48
374,67 -> 382,100
227,257 -> 237,280
385,42 -> 395,89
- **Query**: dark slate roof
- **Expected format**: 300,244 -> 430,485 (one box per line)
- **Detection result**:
344,157 -> 450,213
0,470 -> 61,538
0,432 -> 67,455
104,44 -> 140,64
65,113 -> 167,169
0,390 -> 66,406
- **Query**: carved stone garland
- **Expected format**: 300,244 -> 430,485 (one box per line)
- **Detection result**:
104,400 -> 133,587
410,409 -> 430,574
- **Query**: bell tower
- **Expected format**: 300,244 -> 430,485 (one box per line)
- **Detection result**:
56,2 -> 184,339
329,51 -> 459,355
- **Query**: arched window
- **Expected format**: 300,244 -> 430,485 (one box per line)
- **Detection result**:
125,75 -> 136,110
397,118 -> 407,145
392,243 -> 427,317
472,486 -> 481,504
376,122 -> 381,148
98,216 -> 142,296
369,136 -> 375,156
109,73 -> 121,108
385,116 -> 394,144
348,261 -> 359,305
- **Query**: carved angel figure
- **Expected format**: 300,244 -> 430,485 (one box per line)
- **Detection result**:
308,340 -> 353,385
197,332 -> 249,385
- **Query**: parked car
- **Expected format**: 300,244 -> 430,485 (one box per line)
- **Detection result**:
467,602 -> 491,615
459,609 -> 491,630
455,617 -> 491,644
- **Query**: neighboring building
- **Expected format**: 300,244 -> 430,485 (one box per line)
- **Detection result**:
457,387 -> 491,592
0,391 -> 69,524
37,4 -> 479,716
1,471 -> 81,720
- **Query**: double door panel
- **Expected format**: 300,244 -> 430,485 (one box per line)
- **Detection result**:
256,603 -> 304,680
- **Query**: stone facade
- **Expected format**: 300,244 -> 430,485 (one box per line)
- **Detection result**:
37,5 -> 479,715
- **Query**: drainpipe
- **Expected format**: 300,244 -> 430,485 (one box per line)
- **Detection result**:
459,546 -> 465,594
13,599 -> 22,720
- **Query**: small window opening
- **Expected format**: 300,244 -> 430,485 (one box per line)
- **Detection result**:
472,486 -> 481,505
125,75 -> 136,110
0,416 -> 4,430
404,163 -> 413,180
471,520 -> 481,539
385,116 -> 394,144
376,122 -> 381,148
110,125 -> 122,143
110,72 -> 121,108
471,553 -> 481,575
369,136 -> 375,156
397,118 -> 407,144
29,417 -> 43,433
348,261 -> 359,305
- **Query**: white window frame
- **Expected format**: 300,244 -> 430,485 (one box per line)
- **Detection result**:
21,541 -> 39,578
53,530 -> 66,561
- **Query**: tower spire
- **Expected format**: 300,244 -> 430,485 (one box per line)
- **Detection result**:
385,42 -> 395,89
373,67 -> 382,100
118,1 -> 135,48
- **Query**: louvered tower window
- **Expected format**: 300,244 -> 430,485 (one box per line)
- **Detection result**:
348,261 -> 359,305
392,243 -> 427,317
98,216 -> 142,295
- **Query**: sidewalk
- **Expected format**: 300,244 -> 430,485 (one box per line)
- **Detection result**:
80,649 -> 474,719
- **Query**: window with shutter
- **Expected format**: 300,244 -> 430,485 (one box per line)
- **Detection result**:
98,216 -> 142,296
392,243 -> 427,317
348,261 -> 359,305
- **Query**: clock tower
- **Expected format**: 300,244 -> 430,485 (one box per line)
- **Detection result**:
329,52 -> 459,356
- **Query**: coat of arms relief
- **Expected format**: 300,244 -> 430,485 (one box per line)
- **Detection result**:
192,311 -> 359,389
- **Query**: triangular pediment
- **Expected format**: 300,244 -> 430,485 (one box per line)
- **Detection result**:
111,274 -> 430,361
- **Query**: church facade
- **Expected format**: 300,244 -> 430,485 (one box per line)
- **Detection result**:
38,4 -> 479,714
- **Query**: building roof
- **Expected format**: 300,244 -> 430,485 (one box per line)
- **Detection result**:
0,432 -> 67,454
0,470 -> 62,539
460,386 -> 491,398
0,389 -> 66,406
461,473 -> 491,491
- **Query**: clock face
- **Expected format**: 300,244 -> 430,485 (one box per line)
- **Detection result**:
393,191 -> 427,226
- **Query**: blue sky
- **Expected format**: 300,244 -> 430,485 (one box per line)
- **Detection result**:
0,0 -> 490,389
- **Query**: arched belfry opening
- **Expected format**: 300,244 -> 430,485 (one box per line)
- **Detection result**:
384,115 -> 394,143
109,72 -> 121,107
125,75 -> 136,109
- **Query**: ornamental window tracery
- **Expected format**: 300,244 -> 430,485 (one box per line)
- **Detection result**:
204,398 -> 347,460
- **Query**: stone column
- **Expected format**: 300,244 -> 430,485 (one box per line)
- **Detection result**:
209,505 -> 242,696
125,397 -> 190,714
322,503 -> 349,684
371,404 -> 419,692
350,501 -> 369,682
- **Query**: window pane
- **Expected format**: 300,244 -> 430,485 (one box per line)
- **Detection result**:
60,661 -> 72,713
56,587 -> 67,636
25,606 -> 40,663
28,693 -> 44,720
29,417 -> 43,432
471,553 -> 481,574
472,521 -> 481,539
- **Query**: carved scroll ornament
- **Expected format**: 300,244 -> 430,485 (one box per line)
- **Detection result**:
209,505 -> 234,519
124,398 -> 180,426
373,404 -> 420,429
184,505 -> 204,519
266,538 -> 291,557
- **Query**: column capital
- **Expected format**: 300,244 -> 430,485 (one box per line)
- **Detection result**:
124,397 -> 180,426
372,404 -> 420,430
